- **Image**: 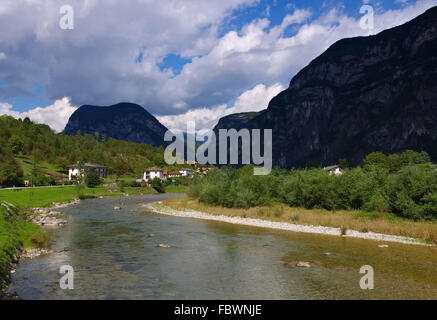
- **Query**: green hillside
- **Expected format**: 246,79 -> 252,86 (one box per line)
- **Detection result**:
0,115 -> 187,187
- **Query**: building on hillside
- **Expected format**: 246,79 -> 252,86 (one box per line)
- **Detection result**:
323,165 -> 344,176
143,167 -> 164,182
180,168 -> 194,177
168,170 -> 182,178
68,162 -> 107,181
163,170 -> 168,179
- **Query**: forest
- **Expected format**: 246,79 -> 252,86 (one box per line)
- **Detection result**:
188,151 -> 437,221
0,115 -> 167,186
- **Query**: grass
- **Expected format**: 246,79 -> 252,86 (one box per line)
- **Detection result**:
103,175 -> 139,183
0,185 -> 157,208
164,196 -> 437,244
0,203 -> 49,290
164,185 -> 188,193
16,156 -> 66,178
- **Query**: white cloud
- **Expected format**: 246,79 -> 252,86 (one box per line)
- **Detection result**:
0,97 -> 77,132
0,52 -> 6,60
158,82 -> 284,130
0,0 -> 435,127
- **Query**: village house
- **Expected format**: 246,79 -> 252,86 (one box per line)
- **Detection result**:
168,170 -> 182,178
323,165 -> 344,176
179,168 -> 194,177
68,162 -> 107,181
143,167 -> 164,182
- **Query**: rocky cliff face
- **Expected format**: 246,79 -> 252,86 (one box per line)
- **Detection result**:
214,112 -> 261,131
64,103 -> 168,147
217,6 -> 437,167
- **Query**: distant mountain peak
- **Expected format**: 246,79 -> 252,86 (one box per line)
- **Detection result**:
64,102 -> 168,147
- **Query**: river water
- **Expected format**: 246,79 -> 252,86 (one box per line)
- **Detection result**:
8,194 -> 437,299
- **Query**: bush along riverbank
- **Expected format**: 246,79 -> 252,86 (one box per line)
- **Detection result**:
188,164 -> 437,222
0,202 -> 54,299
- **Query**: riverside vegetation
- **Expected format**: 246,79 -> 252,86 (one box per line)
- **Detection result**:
183,152 -> 437,244
0,202 -> 49,297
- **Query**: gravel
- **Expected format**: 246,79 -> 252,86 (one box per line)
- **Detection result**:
145,202 -> 430,247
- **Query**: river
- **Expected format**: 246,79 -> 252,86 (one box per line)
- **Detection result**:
8,194 -> 437,299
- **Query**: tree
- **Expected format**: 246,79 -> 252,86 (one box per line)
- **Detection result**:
151,178 -> 165,193
85,169 -> 101,188
387,153 -> 401,173
55,156 -> 70,173
363,152 -> 388,169
113,156 -> 129,177
419,151 -> 431,164
399,150 -> 421,167
0,156 -> 23,187
7,135 -> 24,154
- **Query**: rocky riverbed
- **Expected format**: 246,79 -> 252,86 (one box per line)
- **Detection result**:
146,202 -> 430,247
29,199 -> 80,227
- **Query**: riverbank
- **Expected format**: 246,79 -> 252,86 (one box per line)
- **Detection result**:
147,196 -> 437,246
0,185 -> 160,208
0,186 -> 185,299
0,202 -> 50,299
0,199 -> 79,299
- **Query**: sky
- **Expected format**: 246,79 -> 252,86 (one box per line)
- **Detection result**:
0,0 -> 436,132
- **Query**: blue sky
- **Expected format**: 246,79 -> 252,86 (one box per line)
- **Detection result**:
0,0 -> 434,131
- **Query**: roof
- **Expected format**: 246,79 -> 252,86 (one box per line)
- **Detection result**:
180,168 -> 193,171
145,167 -> 162,172
323,165 -> 340,171
169,171 -> 182,175
68,162 -> 106,169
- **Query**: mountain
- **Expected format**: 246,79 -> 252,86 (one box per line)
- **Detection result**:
214,112 -> 261,131
216,6 -> 437,167
64,103 -> 168,147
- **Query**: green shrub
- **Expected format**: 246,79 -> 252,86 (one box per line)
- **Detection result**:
290,213 -> 300,222
362,190 -> 390,213
189,161 -> 437,221
340,226 -> 348,236
273,206 -> 284,218
129,181 -> 141,187
29,229 -> 51,249
85,170 -> 102,188
151,178 -> 165,193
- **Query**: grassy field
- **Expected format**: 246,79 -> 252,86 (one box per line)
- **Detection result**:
164,196 -> 437,244
0,185 -> 158,208
104,175 -> 139,183
16,156 -> 66,178
164,185 -> 188,193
